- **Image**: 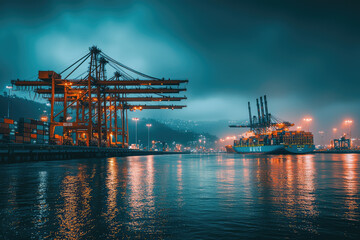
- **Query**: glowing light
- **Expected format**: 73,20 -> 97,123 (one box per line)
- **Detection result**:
344,119 -> 353,140
40,116 -> 48,122
303,117 -> 313,132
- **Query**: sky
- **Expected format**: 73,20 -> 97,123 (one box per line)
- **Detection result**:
0,0 -> 359,139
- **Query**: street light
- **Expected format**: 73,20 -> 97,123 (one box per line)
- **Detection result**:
41,116 -> 48,122
6,86 -> 12,118
303,118 -> 312,132
344,120 -> 353,139
332,128 -> 337,139
146,123 -> 152,151
318,131 -> 324,146
132,118 -> 139,148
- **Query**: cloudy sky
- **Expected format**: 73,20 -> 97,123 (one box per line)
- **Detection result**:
1,0 -> 359,138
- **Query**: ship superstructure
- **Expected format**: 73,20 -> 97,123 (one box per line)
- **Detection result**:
229,95 -> 314,154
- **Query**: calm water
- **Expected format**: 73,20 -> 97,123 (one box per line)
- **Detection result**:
0,154 -> 359,239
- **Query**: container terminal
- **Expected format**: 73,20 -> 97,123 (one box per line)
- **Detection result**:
226,95 -> 359,154
0,46 -> 189,162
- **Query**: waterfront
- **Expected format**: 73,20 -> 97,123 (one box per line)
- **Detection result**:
0,154 -> 359,239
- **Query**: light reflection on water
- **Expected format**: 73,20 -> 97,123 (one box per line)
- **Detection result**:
56,165 -> 93,239
105,158 -> 120,237
344,154 -> 358,220
34,171 -> 48,229
0,154 -> 359,239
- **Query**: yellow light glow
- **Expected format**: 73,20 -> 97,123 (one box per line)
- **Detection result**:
40,116 -> 48,122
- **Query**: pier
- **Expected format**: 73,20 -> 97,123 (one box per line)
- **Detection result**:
0,144 -> 186,163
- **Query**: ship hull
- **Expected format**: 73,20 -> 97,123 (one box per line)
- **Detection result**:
233,144 -> 314,154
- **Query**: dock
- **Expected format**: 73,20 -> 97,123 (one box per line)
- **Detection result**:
0,144 -> 187,164
314,149 -> 360,154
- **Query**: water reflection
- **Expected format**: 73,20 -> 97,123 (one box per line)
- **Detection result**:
343,154 -> 359,220
105,158 -> 120,237
127,156 -> 156,233
34,171 -> 48,228
177,159 -> 183,191
253,154 -> 318,231
177,159 -> 184,207
56,165 -> 92,239
216,156 -> 235,183
0,154 -> 359,239
300,155 -> 317,217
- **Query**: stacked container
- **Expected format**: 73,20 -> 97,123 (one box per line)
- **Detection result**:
0,118 -> 17,143
235,130 -> 314,147
17,118 -> 49,144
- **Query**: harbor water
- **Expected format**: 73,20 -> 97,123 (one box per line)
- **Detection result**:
0,153 -> 359,239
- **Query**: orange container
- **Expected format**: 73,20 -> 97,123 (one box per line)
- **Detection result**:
4,118 -> 14,124
31,134 -> 37,139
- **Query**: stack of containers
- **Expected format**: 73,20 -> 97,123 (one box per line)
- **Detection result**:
17,118 -> 50,144
0,118 -> 17,143
30,119 -> 50,144
18,118 -> 32,143
282,131 -> 314,145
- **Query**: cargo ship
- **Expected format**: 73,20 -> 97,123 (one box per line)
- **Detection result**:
225,145 -> 236,153
229,95 -> 315,154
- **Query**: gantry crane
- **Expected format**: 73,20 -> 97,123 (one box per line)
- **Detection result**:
229,95 -> 294,134
11,46 -> 188,147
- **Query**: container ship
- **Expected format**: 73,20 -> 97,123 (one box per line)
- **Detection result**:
229,95 -> 315,154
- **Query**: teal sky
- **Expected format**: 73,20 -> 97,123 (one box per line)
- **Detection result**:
0,0 -> 359,138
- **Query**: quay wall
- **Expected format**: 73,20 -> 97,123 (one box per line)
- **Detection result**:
0,144 -> 186,163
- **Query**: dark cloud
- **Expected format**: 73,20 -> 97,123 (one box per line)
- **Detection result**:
0,0 -> 359,136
